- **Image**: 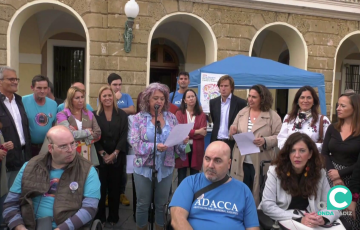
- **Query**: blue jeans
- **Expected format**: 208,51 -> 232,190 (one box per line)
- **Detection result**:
133,172 -> 172,227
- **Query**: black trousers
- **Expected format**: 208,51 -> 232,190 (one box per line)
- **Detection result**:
177,145 -> 198,186
95,163 -> 123,223
243,162 -> 255,192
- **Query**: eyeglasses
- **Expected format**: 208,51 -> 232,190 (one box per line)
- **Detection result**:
51,141 -> 77,151
0,78 -> 20,83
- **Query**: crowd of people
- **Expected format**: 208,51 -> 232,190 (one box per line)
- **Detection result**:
0,65 -> 360,230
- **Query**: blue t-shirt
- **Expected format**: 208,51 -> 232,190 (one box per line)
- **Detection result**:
57,103 -> 93,113
10,162 -> 101,229
22,95 -> 58,144
169,91 -> 201,108
169,173 -> 259,230
117,93 -> 134,109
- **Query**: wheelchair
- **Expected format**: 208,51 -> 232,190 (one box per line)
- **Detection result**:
0,218 -> 103,230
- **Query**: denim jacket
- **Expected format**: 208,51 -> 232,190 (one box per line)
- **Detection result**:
129,111 -> 186,168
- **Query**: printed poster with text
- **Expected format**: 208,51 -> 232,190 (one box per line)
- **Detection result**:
200,72 -> 226,113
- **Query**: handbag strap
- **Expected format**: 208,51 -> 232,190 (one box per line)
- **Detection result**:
317,115 -> 324,143
192,174 -> 230,203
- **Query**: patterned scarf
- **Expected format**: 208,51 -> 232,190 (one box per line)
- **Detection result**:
294,109 -> 312,129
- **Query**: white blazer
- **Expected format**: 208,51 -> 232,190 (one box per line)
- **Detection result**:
259,165 -> 340,223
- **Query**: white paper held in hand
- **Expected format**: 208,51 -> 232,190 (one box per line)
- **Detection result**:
164,123 -> 194,147
233,132 -> 260,155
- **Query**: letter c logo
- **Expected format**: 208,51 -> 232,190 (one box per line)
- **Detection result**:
327,186 -> 352,210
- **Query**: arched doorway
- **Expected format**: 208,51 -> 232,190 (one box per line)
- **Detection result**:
150,44 -> 179,91
7,1 -> 89,100
147,13 -> 217,87
332,32 -> 360,121
250,23 -> 307,118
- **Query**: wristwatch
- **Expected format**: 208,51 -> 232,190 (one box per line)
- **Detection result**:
100,152 -> 106,157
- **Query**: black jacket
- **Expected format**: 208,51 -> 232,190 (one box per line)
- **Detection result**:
0,93 -> 31,171
93,108 -> 128,167
209,94 -> 247,142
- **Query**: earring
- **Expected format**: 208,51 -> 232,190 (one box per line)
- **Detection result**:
287,171 -> 290,177
304,166 -> 310,177
185,103 -> 187,109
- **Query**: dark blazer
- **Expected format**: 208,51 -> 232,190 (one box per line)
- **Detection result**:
93,108 -> 128,167
0,93 -> 31,171
209,94 -> 247,143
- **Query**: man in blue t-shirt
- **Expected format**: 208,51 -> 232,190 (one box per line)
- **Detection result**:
22,75 -> 57,157
169,72 -> 201,108
57,82 -> 93,112
2,126 -> 101,230
170,141 -> 259,230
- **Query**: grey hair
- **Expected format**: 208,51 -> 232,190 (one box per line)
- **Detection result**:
0,66 -> 16,80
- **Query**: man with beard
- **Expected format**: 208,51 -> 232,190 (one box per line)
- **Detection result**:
169,141 -> 259,230
169,72 -> 201,108
2,126 -> 100,230
22,75 -> 57,156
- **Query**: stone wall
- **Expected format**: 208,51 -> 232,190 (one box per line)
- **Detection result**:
0,0 -> 359,114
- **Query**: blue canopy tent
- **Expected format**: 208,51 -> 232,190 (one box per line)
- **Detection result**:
188,55 -> 327,115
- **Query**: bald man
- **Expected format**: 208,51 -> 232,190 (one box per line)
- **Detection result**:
170,141 -> 259,230
3,126 -> 100,230
57,82 -> 94,112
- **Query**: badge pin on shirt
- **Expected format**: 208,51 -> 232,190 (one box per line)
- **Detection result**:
69,182 -> 79,193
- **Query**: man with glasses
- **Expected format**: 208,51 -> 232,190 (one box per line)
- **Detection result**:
0,66 -> 32,229
22,75 -> 57,157
2,125 -> 101,230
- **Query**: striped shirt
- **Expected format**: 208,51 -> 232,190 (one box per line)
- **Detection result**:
244,117 -> 254,164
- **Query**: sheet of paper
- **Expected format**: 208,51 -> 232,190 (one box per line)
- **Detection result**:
126,155 -> 135,174
233,132 -> 260,155
164,123 -> 194,147
279,219 -> 346,230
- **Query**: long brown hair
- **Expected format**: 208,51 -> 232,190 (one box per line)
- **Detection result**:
249,84 -> 273,112
335,93 -> 360,136
287,86 -> 319,127
178,89 -> 202,116
273,132 -> 323,198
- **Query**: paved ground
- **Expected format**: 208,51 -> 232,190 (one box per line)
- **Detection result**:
103,172 -> 179,230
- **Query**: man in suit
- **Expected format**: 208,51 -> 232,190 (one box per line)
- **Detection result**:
0,66 -> 32,227
210,75 -> 247,154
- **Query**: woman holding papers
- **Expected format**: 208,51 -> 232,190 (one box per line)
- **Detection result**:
229,84 -> 282,206
277,86 -> 330,151
175,89 -> 207,186
93,86 -> 128,225
129,83 -> 188,230
260,133 -> 340,228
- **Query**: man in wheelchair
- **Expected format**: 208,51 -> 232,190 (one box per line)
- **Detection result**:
2,126 -> 100,230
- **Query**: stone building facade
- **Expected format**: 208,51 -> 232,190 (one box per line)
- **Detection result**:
1,0 -> 360,119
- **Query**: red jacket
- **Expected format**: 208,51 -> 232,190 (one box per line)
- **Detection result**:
175,110 -> 207,170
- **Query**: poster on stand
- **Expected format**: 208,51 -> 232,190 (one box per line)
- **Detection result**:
200,72 -> 226,113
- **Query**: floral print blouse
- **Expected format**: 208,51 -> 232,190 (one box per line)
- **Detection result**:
277,114 -> 330,151
129,111 -> 186,181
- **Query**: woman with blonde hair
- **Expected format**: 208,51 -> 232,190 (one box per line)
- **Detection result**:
93,86 -> 128,225
56,86 -> 101,165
